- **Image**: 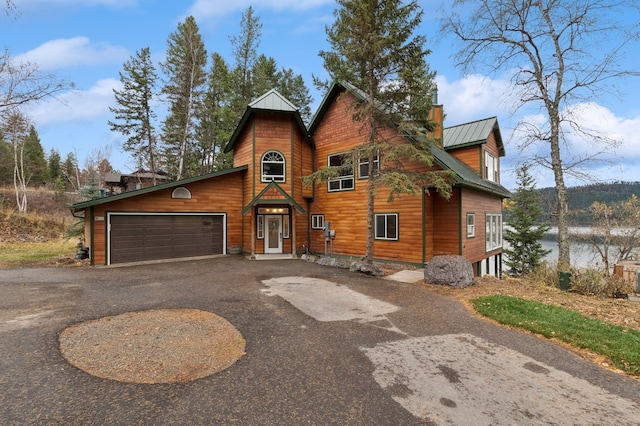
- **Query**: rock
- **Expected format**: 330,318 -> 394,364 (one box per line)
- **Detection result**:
316,256 -> 337,267
424,255 -> 474,288
349,261 -> 384,276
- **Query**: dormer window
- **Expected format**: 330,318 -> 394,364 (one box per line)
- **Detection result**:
261,151 -> 285,182
484,151 -> 498,183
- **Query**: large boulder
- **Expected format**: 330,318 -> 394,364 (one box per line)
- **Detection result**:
424,255 -> 474,288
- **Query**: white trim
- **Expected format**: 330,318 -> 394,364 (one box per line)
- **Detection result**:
264,215 -> 282,253
106,212 -> 227,265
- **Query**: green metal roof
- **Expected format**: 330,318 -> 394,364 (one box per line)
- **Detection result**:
443,116 -> 505,156
429,143 -> 511,198
224,89 -> 312,154
250,89 -> 298,112
70,165 -> 248,213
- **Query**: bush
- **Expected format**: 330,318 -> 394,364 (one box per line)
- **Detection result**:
524,264 -> 634,298
570,268 -> 633,298
524,264 -> 559,288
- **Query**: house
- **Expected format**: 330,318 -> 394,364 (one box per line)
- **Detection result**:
104,170 -> 171,194
70,81 -> 510,275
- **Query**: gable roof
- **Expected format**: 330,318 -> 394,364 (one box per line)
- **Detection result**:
224,89 -> 313,153
429,143 -> 511,198
311,81 -> 511,198
241,181 -> 305,215
70,165 -> 248,213
443,117 -> 505,156
308,81 -> 364,135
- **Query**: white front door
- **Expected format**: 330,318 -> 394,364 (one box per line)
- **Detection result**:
264,215 -> 282,253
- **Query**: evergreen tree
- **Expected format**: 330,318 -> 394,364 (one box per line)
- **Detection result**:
229,6 -> 262,111
23,125 -> 48,186
62,152 -> 79,191
0,135 -> 11,185
47,148 -> 62,184
276,67 -> 313,124
504,164 -> 551,276
311,0 -> 454,264
194,53 -> 235,173
109,47 -> 160,183
160,16 -> 207,180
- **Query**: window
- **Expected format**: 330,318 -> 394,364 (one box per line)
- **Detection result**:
261,151 -> 285,182
257,215 -> 264,239
467,213 -> 475,238
327,153 -> 354,191
171,187 -> 191,199
485,152 -> 498,183
283,215 -> 290,239
311,214 -> 325,230
358,150 -> 379,179
375,213 -> 398,240
485,213 -> 502,251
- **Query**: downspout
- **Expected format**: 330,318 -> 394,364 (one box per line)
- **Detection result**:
458,188 -> 463,255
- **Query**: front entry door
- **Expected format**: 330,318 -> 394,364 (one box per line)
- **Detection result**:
264,215 -> 282,253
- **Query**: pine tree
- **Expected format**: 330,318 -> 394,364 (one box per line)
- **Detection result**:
47,148 -> 62,184
503,164 -> 551,276
109,47 -> 159,182
194,53 -> 235,174
160,16 -> 207,180
23,125 -> 48,186
229,6 -> 262,111
312,0 -> 454,264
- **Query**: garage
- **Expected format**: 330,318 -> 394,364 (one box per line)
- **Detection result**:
108,214 -> 225,264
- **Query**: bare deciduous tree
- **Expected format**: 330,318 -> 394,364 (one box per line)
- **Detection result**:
0,49 -> 73,111
2,109 -> 31,212
441,0 -> 640,270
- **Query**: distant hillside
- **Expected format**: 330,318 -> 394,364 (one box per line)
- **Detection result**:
536,182 -> 640,225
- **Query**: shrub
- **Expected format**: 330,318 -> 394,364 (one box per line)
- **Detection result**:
570,268 -> 633,298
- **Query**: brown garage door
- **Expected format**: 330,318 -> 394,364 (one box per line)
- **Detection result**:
109,214 -> 224,264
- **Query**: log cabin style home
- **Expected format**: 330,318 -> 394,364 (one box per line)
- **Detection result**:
71,81 -> 510,276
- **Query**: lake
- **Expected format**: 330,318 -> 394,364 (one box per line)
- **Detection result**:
506,226 -> 622,270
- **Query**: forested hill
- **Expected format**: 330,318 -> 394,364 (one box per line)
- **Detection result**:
536,181 -> 640,224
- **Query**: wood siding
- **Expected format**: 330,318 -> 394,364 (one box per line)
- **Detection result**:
87,171 -> 245,265
461,188 -> 503,263
309,89 -> 434,264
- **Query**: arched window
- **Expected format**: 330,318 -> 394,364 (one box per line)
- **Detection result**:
261,150 -> 285,182
171,187 -> 192,199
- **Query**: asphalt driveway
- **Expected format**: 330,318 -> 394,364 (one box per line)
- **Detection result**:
1,256 -> 639,425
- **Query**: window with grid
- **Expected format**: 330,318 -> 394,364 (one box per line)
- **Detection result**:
261,151 -> 285,182
327,153 -> 354,191
485,213 -> 502,251
311,214 -> 325,230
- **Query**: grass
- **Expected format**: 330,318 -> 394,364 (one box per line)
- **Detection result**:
471,295 -> 640,377
0,239 -> 78,268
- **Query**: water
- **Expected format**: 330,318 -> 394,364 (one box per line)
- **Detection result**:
506,226 -> 622,270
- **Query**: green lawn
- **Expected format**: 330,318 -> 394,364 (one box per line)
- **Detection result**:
471,295 -> 640,377
0,239 -> 78,268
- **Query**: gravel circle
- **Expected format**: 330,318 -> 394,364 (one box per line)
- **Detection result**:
59,309 -> 246,384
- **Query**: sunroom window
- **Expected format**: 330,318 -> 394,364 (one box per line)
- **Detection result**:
261,151 -> 285,182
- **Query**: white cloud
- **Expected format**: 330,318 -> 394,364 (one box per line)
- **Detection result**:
26,78 -> 120,125
14,37 -> 129,71
435,74 -> 512,126
436,73 -> 640,188
186,0 -> 334,21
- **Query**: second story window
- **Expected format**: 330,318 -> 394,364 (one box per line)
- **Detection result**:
262,151 -> 285,182
485,152 -> 498,183
358,149 -> 380,179
328,153 -> 354,192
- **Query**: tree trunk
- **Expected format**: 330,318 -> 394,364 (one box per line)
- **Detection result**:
549,122 -> 571,270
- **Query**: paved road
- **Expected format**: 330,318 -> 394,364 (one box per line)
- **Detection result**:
1,256 -> 639,425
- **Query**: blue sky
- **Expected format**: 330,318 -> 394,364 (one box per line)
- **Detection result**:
3,0 -> 640,190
